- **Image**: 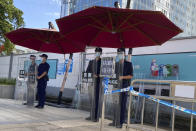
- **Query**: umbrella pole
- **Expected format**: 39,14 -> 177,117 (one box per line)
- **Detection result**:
57,53 -> 73,105
126,48 -> 132,130
128,48 -> 132,62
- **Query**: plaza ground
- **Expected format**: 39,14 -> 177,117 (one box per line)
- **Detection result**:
0,99 -> 173,131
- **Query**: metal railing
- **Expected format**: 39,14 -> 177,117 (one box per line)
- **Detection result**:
99,79 -> 196,131
126,79 -> 196,131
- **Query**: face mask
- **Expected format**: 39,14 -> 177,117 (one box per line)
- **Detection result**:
116,54 -> 124,62
41,58 -> 43,62
125,56 -> 132,62
125,56 -> 128,61
118,54 -> 124,60
116,56 -> 119,62
95,52 -> 101,57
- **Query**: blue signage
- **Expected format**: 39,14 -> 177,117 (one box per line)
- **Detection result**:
57,59 -> 73,75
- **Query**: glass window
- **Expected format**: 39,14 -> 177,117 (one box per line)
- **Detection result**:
161,89 -> 170,96
144,89 -> 156,95
166,2 -> 169,8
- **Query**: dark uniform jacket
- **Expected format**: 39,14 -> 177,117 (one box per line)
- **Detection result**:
115,60 -> 133,88
38,62 -> 50,82
86,59 -> 101,75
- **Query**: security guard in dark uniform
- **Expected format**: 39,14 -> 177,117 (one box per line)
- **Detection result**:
110,48 -> 133,128
35,54 -> 50,109
86,47 -> 102,122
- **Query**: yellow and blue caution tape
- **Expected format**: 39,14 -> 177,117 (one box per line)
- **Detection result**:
103,78 -> 196,115
104,87 -> 131,95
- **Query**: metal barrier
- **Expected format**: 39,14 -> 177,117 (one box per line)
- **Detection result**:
99,78 -> 196,131
127,79 -> 196,131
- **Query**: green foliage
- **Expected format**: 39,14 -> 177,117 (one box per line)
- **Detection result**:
0,78 -> 16,85
0,0 -> 24,55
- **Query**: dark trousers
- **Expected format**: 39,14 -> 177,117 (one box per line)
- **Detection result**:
89,78 -> 101,121
37,80 -> 47,107
120,92 -> 127,125
94,84 -> 100,120
112,87 -> 128,126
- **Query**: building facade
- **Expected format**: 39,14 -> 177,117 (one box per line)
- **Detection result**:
60,0 -> 123,16
60,0 -> 196,37
131,0 -> 196,37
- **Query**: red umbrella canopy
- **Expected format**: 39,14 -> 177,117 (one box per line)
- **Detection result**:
56,6 -> 183,48
6,28 -> 85,54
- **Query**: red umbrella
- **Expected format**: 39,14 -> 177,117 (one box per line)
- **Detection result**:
6,28 -> 85,54
6,27 -> 86,105
56,6 -> 182,48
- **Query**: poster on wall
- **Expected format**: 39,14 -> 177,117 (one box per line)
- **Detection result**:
57,59 -> 73,75
131,52 -> 196,81
150,59 -> 179,77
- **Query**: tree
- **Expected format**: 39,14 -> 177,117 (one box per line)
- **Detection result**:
0,45 -> 4,55
0,0 -> 24,55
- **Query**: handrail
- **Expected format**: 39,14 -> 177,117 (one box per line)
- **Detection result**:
131,79 -> 196,84
127,79 -> 196,131
100,78 -> 196,131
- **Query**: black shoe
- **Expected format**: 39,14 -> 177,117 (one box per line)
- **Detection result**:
35,105 -> 40,108
108,122 -> 115,126
37,106 -> 44,109
92,119 -> 98,122
116,124 -> 122,128
85,117 -> 91,121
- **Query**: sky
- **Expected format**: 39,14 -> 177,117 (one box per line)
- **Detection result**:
14,0 -> 61,29
13,0 -> 62,51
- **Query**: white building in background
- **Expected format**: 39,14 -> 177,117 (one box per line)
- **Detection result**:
128,0 -> 196,37
60,0 -> 76,17
14,45 -> 37,54
60,0 -> 196,38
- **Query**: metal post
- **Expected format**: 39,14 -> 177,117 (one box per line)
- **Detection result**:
126,92 -> 132,131
100,94 -> 106,131
155,102 -> 159,131
172,101 -> 176,131
8,53 -> 13,79
190,102 -> 194,131
141,97 -> 145,125
58,53 -> 73,105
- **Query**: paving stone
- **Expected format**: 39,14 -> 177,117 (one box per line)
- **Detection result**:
0,99 -> 170,131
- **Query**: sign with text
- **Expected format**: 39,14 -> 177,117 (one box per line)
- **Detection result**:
100,57 -> 115,77
175,85 -> 195,98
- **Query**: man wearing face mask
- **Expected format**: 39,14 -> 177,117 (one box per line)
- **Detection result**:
110,48 -> 133,128
35,54 -> 50,109
86,47 -> 102,122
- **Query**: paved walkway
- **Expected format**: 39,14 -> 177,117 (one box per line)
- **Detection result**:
0,99 -> 169,131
